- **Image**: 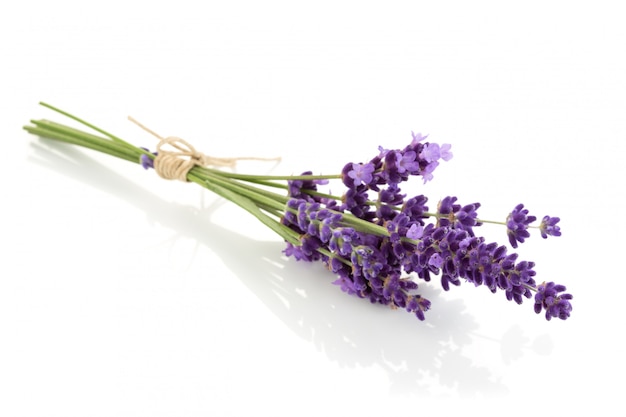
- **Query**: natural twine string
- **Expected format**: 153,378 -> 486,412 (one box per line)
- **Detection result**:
128,116 -> 280,182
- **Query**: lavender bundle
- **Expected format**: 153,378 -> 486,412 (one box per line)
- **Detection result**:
24,102 -> 572,322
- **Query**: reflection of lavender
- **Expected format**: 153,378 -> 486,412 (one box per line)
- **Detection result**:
24,103 -> 572,323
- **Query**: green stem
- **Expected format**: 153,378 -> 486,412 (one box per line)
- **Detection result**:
477,219 -> 506,226
39,102 -> 134,149
302,189 -> 342,201
24,123 -> 140,164
195,167 -> 289,202
423,211 -> 507,227
194,170 -> 288,211
201,168 -> 342,182
333,209 -> 390,237
188,171 -> 298,245
235,178 -> 288,189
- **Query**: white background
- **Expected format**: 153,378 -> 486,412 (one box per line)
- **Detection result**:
1,1 -> 624,415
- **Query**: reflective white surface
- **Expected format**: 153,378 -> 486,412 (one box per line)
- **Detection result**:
2,1 -> 624,415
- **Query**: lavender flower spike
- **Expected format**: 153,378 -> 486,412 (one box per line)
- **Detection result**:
506,204 -> 537,248
534,282 -> 573,320
539,215 -> 561,239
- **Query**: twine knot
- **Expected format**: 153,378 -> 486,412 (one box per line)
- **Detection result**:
153,136 -> 237,181
128,116 -> 279,182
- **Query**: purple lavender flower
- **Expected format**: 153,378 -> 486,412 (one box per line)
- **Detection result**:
534,282 -> 573,320
342,186 -> 370,218
407,223 -> 424,239
440,144 -> 453,161
329,254 -> 364,296
418,142 -> 453,163
435,196 -> 481,235
381,148 -> 422,184
385,213 -> 416,259
283,242 -> 310,261
402,195 -> 429,225
288,171 -> 328,202
539,215 -> 561,239
374,183 -> 405,223
332,275 -> 361,296
329,228 -> 357,256
378,182 -> 405,206
411,131 -> 428,145
407,295 -> 431,320
428,253 -> 444,268
396,150 -> 420,174
436,196 -> 461,228
382,151 -> 404,184
347,162 -> 376,186
421,161 -> 439,183
419,143 -> 441,163
454,203 -> 481,235
506,204 -> 537,248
